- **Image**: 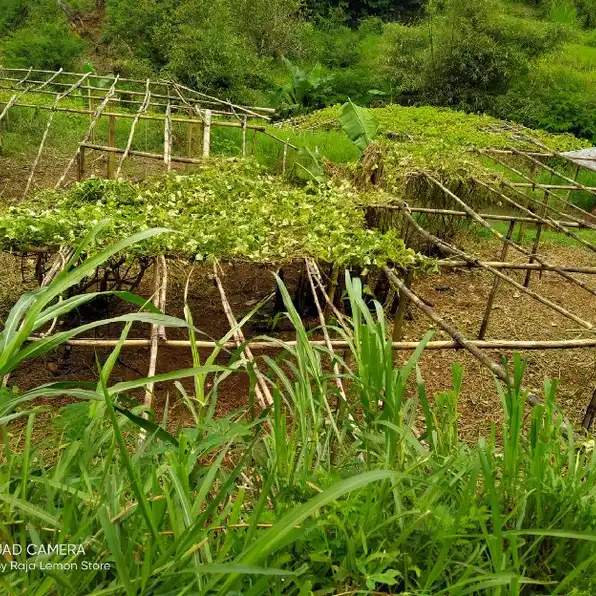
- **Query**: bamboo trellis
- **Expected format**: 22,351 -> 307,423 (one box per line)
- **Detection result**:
0,67 -> 288,195
0,70 -> 594,429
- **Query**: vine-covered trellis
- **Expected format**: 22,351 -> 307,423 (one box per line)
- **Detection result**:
0,69 -> 594,429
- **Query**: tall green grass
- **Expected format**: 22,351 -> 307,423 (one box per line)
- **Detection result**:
0,232 -> 595,594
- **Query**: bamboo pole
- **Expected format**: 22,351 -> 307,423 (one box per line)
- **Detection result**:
83,143 -> 207,165
171,80 -> 273,120
425,173 -> 596,299
107,116 -> 116,178
373,204 -> 589,229
144,257 -> 164,418
478,220 -> 515,340
2,101 -> 267,129
114,79 -> 151,178
523,189 -> 548,288
29,337 -> 596,351
474,179 -> 596,253
55,75 -> 120,188
241,117 -> 247,158
77,147 -> 85,181
282,138 -> 289,174
23,72 -> 91,197
212,262 -> 272,408
202,109 -> 211,158
164,103 -> 172,172
510,182 -> 596,192
186,107 -> 193,158
399,201 -> 594,329
438,261 -> 596,274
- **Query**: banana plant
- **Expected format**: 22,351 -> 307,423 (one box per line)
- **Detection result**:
339,99 -> 379,151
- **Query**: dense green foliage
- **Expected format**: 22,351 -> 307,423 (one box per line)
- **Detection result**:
1,233 -> 596,593
285,103 -> 585,190
0,159 -> 429,267
5,0 -> 596,139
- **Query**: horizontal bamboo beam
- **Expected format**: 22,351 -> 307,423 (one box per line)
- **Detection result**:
0,68 -> 276,113
479,147 -> 596,163
2,101 -> 267,129
29,337 -> 596,351
511,182 -> 596,192
0,82 -> 265,119
373,205 -> 588,229
438,260 -> 596,274
82,143 -> 206,165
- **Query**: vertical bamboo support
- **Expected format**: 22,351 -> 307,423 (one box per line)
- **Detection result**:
241,117 -> 247,158
324,262 -> 340,319
392,268 -> 414,344
186,108 -> 194,158
86,84 -> 95,144
478,220 -> 515,339
107,114 -> 116,179
567,163 -> 581,201
164,103 -> 172,172
77,146 -> 85,181
524,189 -> 549,287
202,109 -> 211,157
282,137 -> 289,174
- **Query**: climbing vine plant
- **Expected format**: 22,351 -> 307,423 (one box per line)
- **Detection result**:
0,160 -> 431,269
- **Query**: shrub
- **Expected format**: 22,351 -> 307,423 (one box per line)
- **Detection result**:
495,48 -> 596,141
1,23 -> 85,70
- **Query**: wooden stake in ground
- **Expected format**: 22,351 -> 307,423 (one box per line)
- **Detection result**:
202,109 -> 212,158
144,256 -> 168,419
115,79 -> 151,179
212,262 -> 272,408
164,103 -> 172,172
478,220 -> 515,340
392,268 -> 414,343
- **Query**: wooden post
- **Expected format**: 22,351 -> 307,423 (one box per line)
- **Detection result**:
392,268 -> 414,344
107,114 -> 116,179
202,109 -> 211,157
478,220 -> 515,339
77,147 -> 85,181
241,117 -> 247,158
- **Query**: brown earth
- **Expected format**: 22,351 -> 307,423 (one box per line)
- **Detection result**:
4,234 -> 596,442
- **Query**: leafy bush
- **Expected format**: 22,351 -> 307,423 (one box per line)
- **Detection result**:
1,22 -> 85,70
496,43 -> 596,140
382,0 -> 572,111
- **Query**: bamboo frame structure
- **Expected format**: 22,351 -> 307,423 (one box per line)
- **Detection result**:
0,69 -> 594,428
0,67 -> 290,192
